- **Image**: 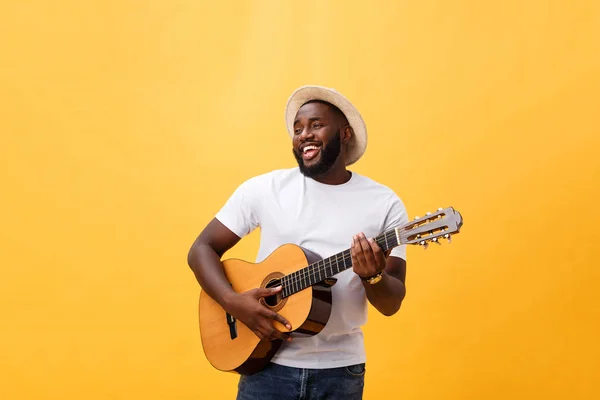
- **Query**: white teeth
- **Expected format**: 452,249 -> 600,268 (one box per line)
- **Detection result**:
303,145 -> 319,154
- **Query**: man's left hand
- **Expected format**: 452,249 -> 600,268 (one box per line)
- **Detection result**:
351,232 -> 386,279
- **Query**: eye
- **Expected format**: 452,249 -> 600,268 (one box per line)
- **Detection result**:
294,127 -> 302,135
313,123 -> 323,129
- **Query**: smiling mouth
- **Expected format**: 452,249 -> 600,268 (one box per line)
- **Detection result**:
302,145 -> 321,161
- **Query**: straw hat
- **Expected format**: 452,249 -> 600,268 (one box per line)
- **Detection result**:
285,85 -> 367,166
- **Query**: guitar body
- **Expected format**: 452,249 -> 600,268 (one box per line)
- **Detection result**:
198,243 -> 333,375
197,206 -> 463,375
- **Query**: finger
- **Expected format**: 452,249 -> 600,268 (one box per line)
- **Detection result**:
253,286 -> 282,299
370,238 -> 387,265
352,235 -> 366,262
357,233 -> 375,264
368,237 -> 382,252
263,309 -> 292,331
266,329 -> 291,342
351,235 -> 359,264
261,321 -> 286,341
253,329 -> 265,340
351,236 -> 364,273
355,235 -> 372,275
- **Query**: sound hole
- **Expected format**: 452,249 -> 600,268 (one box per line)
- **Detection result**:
264,279 -> 282,307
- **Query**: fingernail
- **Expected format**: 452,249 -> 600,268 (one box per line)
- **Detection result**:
286,324 -> 292,330
273,286 -> 282,290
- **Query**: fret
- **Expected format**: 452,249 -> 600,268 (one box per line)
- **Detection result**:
292,271 -> 298,293
281,275 -> 287,297
304,267 -> 308,289
332,254 -> 338,275
316,263 -> 320,284
390,231 -> 398,248
318,260 -> 323,282
304,266 -> 309,288
302,268 -> 307,290
384,233 -> 389,251
303,266 -> 309,289
303,266 -> 309,288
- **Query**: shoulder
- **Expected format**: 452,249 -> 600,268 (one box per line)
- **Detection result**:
352,172 -> 408,214
235,167 -> 301,191
351,172 -> 402,199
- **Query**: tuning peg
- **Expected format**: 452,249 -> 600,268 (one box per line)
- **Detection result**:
419,240 -> 429,250
432,237 -> 441,245
414,216 -> 420,220
438,207 -> 443,211
426,212 -> 432,216
444,234 -> 452,243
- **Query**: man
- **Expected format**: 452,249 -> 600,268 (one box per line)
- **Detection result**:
187,85 -> 408,399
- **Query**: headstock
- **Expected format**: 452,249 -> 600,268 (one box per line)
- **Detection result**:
396,207 -> 463,249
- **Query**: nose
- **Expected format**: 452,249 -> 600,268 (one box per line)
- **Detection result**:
298,127 -> 314,141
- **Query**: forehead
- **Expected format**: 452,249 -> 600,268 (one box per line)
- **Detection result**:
294,102 -> 335,123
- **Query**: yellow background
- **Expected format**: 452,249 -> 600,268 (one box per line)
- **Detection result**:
1,1 -> 599,399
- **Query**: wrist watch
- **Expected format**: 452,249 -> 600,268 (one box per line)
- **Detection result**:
360,271 -> 383,285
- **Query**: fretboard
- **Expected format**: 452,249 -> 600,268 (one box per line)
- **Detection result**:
281,228 -> 400,298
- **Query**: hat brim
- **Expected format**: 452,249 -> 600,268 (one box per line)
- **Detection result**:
285,85 -> 367,166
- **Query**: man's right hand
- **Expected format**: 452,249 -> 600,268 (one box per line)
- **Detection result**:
223,286 -> 293,342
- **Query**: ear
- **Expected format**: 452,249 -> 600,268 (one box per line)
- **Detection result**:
342,125 -> 353,144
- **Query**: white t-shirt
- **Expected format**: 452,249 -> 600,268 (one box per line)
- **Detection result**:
215,167 -> 408,369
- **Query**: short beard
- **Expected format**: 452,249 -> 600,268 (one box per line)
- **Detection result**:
293,132 -> 342,178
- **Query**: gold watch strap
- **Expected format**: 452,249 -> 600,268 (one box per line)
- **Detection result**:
361,271 -> 383,285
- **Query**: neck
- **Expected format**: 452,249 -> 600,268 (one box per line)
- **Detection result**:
310,158 -> 351,185
280,228 -> 400,298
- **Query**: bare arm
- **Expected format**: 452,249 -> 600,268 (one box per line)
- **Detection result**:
351,233 -> 407,316
362,255 -> 406,316
187,218 -> 292,341
187,218 -> 241,305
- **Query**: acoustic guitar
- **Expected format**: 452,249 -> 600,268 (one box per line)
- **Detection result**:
198,206 -> 463,375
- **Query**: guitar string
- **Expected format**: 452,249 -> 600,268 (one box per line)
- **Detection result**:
284,230 -> 397,283
289,229 -> 405,279
279,212 -> 454,294
281,227 -> 447,296
280,230 -> 401,296
283,229 -> 404,291
289,221 -> 448,284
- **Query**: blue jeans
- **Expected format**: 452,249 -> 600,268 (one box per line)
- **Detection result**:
236,362 -> 366,400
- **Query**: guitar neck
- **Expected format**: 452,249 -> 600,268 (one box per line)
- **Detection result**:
281,229 -> 400,298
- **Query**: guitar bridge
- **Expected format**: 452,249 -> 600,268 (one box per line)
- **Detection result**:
226,312 -> 238,340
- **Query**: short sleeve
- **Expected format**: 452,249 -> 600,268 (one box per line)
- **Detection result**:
383,194 -> 409,261
215,177 -> 262,238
